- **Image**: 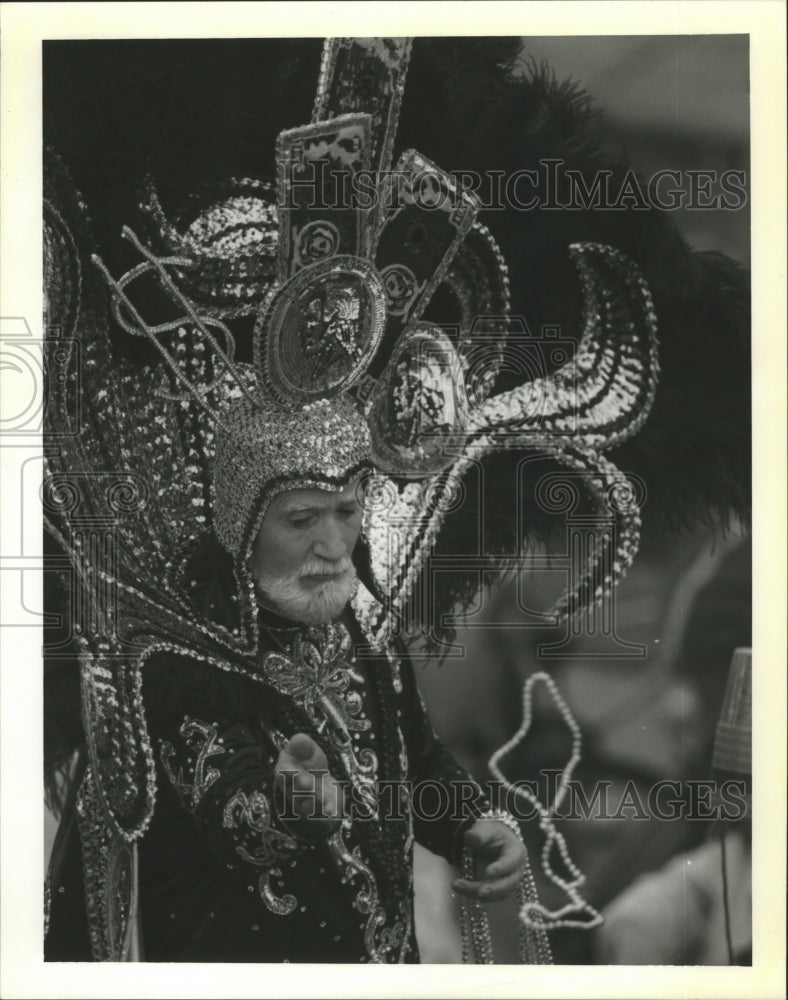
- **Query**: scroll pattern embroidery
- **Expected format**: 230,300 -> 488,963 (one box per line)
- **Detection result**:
160,716 -> 224,809
222,789 -> 300,916
259,868 -> 298,916
327,823 -> 409,963
222,788 -> 298,868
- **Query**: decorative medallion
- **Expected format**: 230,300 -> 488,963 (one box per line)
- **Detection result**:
257,255 -> 387,404
366,323 -> 470,476
380,263 -> 421,317
295,220 -> 341,268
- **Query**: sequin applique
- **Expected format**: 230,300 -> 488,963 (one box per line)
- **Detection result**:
260,622 -> 379,814
326,823 -> 409,964
258,868 -> 298,916
222,791 -> 300,916
76,767 -> 139,961
160,716 -> 224,809
223,789 -> 299,869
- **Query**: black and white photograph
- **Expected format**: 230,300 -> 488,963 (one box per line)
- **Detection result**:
0,3 -> 784,998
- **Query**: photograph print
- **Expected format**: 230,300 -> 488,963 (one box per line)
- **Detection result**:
34,30 -> 755,973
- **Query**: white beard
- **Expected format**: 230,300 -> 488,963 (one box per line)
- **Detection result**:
257,556 -> 358,625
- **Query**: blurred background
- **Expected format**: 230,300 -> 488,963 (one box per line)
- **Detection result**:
520,35 -> 749,264
410,34 -> 751,966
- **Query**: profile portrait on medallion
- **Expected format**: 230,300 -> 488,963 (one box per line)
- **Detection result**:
367,323 -> 470,475
390,354 -> 453,448
259,255 -> 386,404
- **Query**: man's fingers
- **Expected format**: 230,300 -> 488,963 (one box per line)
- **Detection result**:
286,733 -> 321,763
462,825 -> 491,851
458,820 -> 527,900
481,858 -> 510,880
278,733 -> 327,771
463,822 -> 507,854
274,734 -> 333,792
273,733 -> 343,829
276,764 -> 338,806
293,771 -> 313,792
480,839 -> 524,879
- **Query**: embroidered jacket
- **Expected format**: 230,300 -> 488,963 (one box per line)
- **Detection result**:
132,605 -> 488,963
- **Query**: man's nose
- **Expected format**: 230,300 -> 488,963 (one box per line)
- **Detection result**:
312,516 -> 348,562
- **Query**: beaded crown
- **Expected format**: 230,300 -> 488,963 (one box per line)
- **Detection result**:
43,36 -> 658,876
212,392 -> 373,558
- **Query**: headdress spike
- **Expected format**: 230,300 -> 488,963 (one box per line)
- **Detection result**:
92,228 -> 260,416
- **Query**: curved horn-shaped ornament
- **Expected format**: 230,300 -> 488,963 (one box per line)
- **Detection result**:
541,443 -> 644,625
444,221 -> 511,408
473,242 -> 659,450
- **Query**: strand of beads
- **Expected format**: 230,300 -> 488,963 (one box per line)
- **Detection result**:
488,671 -> 603,931
459,845 -> 494,964
517,847 -> 553,964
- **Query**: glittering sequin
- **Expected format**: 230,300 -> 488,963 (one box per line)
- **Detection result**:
212,393 -> 372,559
261,622 -> 379,812
76,768 -> 138,960
326,826 -> 408,963
223,789 -> 298,869
160,717 -> 224,809
258,868 -> 298,916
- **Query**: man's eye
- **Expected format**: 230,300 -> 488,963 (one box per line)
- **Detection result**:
289,516 -> 313,528
338,506 -> 359,519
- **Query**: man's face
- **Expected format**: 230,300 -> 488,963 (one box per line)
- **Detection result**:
251,478 -> 364,624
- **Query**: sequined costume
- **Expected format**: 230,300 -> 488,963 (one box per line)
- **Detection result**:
42,37 -> 749,964
48,594 -> 493,962
138,609 -> 489,963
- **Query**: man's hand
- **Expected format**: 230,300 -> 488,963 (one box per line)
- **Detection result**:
451,819 -> 527,902
274,733 -> 343,837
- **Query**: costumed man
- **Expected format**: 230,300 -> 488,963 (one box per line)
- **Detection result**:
42,259 -> 550,964
42,36 -> 749,964
126,400 -> 541,964
43,37 -> 558,964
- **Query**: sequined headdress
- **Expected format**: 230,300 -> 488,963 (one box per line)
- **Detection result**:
89,38 -> 657,635
44,38 -> 660,956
